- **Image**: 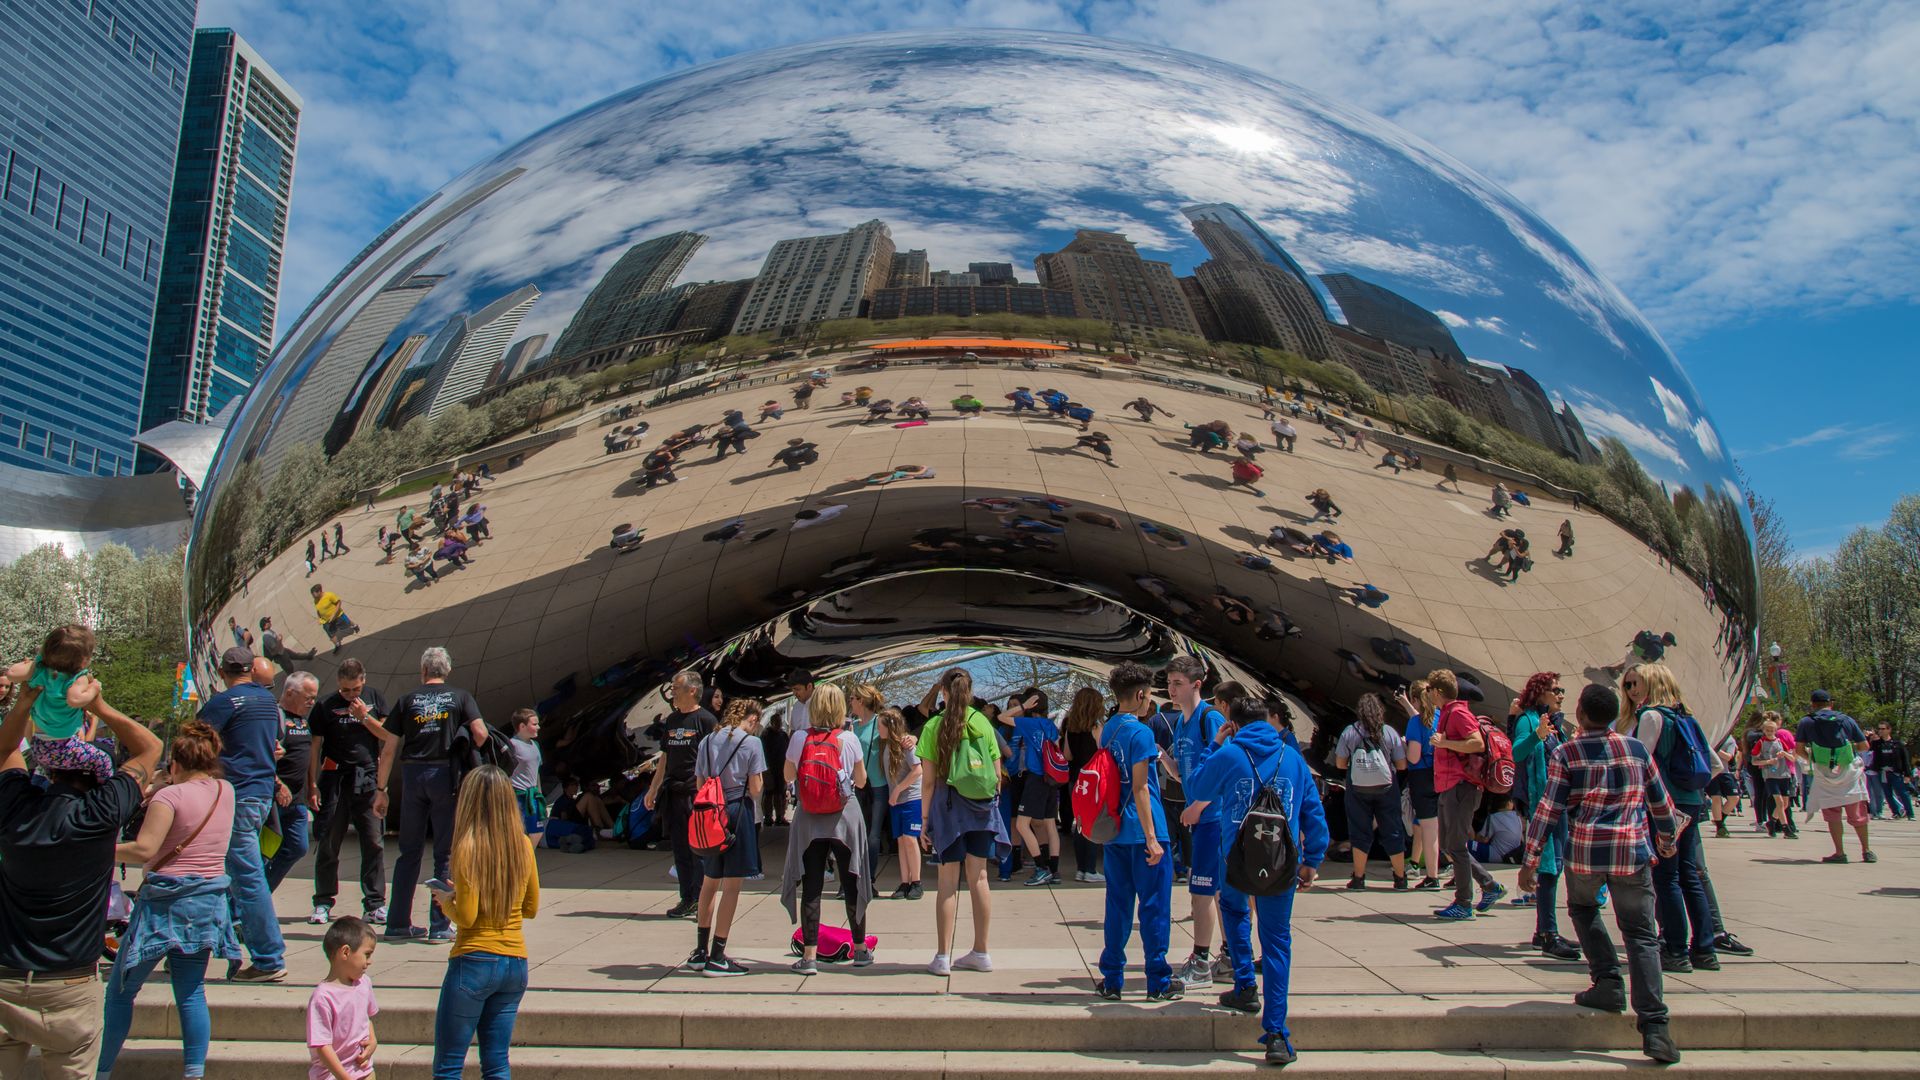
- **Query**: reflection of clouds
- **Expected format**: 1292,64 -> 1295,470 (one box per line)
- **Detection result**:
244,31 -> 1739,513
1569,389 -> 1688,472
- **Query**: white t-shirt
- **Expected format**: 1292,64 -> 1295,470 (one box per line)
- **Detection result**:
786,726 -> 862,798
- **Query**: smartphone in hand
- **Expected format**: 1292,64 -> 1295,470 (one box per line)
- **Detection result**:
426,877 -> 455,896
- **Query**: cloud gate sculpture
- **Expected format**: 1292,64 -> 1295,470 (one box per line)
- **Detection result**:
188,30 -> 1756,771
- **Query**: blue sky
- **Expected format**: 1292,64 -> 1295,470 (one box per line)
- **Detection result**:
201,0 -> 1919,558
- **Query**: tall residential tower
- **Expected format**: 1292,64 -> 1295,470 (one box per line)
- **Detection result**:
142,28 -> 302,447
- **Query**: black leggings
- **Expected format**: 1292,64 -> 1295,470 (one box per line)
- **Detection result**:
1057,785 -> 1103,875
800,839 -> 863,947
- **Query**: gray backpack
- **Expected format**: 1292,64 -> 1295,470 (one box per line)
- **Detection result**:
1348,725 -> 1394,788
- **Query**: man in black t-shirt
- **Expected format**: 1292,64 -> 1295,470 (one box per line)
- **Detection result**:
382,646 -> 488,941
307,659 -> 396,925
0,678 -> 161,1077
642,670 -> 716,915
264,672 -> 321,893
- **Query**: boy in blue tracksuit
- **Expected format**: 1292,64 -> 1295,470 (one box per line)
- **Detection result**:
1163,655 -> 1226,987
1184,696 -> 1329,1066
1095,661 -> 1181,1000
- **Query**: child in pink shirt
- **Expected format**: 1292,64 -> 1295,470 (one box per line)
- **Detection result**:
308,916 -> 380,1079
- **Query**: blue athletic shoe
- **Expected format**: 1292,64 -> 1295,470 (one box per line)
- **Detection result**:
1434,901 -> 1475,921
1475,883 -> 1507,913
1597,884 -> 1609,908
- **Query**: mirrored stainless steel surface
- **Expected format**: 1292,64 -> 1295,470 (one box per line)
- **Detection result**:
188,30 -> 1756,768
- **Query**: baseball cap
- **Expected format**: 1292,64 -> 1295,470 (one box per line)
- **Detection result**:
1810,689 -> 1832,704
221,646 -> 255,672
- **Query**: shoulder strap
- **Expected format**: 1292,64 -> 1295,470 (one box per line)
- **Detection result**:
148,782 -> 226,875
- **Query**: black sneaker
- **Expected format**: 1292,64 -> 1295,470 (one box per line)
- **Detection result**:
665,899 -> 698,919
1345,877 -> 1367,891
1660,952 -> 1694,974
1821,852 -> 1848,864
1537,935 -> 1582,961
1573,984 -> 1626,1013
704,956 -> 749,978
686,947 -> 708,969
1094,981 -> 1122,1000
1642,1025 -> 1681,1065
1714,933 -> 1754,956
1393,875 -> 1409,891
1218,983 -> 1260,1014
1413,876 -> 1442,891
1146,979 -> 1185,1002
889,884 -> 911,900
905,883 -> 924,900
1689,951 -> 1720,971
1264,1037 -> 1298,1066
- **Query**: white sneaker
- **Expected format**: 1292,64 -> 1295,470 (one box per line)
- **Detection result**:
308,905 -> 331,925
1073,871 -> 1087,882
954,951 -> 993,972
1085,872 -> 1106,884
928,953 -> 952,976
668,865 -> 678,879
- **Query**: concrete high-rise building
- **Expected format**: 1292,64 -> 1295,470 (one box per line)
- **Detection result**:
1177,276 -> 1227,342
1318,272 -> 1466,363
142,29 -> 302,449
1188,218 -> 1335,360
350,333 -> 428,438
1033,230 -> 1199,337
1,0 -> 197,477
252,252 -> 441,472
424,285 -> 540,420
888,249 -> 930,288
968,262 -> 1015,286
732,220 -> 895,337
930,270 -> 980,287
869,284 -> 1077,321
1326,324 -> 1436,397
551,231 -> 704,360
672,279 -> 756,341
1182,204 -> 1328,319
494,334 -> 548,386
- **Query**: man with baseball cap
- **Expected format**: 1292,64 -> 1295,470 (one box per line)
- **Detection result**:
199,646 -> 289,980
0,670 -> 162,1076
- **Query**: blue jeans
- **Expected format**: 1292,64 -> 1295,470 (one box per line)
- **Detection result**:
1880,771 -> 1916,818
1098,842 -> 1173,994
264,803 -> 311,893
1652,805 -> 1714,956
226,796 -> 286,970
1535,813 -> 1571,940
391,763 -> 457,935
99,950 -> 211,1076
433,952 -> 528,1079
1218,881 -> 1298,1042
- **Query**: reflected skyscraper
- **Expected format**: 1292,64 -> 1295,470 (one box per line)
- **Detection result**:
495,334 -> 548,386
1190,218 -> 1336,360
351,333 -> 428,438
1319,272 -> 1467,363
969,262 -> 1016,286
733,220 -> 894,337
551,231 -> 705,361
1034,230 -> 1199,336
255,252 -> 442,471
424,285 -> 541,419
1182,204 -> 1328,319
1,0 -> 196,477
888,249 -> 930,288
142,29 -> 302,448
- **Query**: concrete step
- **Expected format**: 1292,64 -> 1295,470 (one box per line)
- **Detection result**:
93,1043 -> 1920,1079
123,988 -> 1920,1053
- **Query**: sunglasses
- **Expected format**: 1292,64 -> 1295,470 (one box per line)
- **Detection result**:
1549,687 -> 1564,695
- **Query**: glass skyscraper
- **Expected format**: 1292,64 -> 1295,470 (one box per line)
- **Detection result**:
142,27 -> 302,445
1181,203 -> 1331,321
1,0 -> 198,477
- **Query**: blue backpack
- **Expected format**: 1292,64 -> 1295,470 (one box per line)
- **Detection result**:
1653,705 -> 1713,792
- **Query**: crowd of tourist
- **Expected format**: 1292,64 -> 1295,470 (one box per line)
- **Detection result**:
2,605 -> 1906,1075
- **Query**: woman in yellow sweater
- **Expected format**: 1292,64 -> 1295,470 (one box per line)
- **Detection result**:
427,766 -> 539,1078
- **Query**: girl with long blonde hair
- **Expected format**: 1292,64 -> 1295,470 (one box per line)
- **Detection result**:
430,765 -> 539,1078
1618,662 -> 1718,970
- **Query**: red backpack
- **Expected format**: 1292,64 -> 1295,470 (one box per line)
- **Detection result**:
1072,747 -> 1124,842
797,730 -> 847,815
1042,738 -> 1072,785
1462,715 -> 1517,794
688,733 -> 748,856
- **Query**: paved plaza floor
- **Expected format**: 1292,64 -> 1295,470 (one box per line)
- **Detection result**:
242,809 -> 1919,1001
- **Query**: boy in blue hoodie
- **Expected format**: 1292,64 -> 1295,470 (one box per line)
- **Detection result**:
1095,661 -> 1181,1000
1183,696 -> 1328,1066
1163,654 -> 1226,987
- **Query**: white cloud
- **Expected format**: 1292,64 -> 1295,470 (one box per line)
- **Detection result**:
1648,375 -> 1724,461
1566,391 -> 1689,472
1434,309 -> 1469,328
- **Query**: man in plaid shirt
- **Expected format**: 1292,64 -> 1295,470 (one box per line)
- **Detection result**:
1520,683 -> 1681,1065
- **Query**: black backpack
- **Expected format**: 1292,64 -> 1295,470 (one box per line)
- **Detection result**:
1225,745 -> 1300,897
